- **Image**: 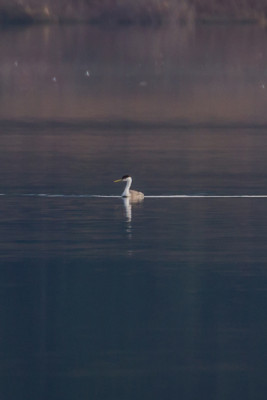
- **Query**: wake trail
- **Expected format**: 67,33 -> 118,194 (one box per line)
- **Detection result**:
0,193 -> 267,199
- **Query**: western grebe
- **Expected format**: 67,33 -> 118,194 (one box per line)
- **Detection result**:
114,175 -> 144,200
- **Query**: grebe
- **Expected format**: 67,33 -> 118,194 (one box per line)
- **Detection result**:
114,175 -> 144,200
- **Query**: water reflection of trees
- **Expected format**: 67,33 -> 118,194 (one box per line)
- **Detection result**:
0,0 -> 267,24
0,24 -> 266,123
0,0 -> 195,25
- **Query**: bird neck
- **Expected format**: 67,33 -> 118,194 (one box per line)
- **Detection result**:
122,177 -> 132,197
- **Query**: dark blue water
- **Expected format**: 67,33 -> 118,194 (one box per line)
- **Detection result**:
1,24 -> 267,400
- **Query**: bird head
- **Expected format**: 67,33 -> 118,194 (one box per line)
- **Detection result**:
114,175 -> 131,183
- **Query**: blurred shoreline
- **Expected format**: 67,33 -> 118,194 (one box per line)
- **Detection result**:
0,1 -> 266,26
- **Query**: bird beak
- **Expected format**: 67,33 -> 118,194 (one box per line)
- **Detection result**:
114,179 -> 122,183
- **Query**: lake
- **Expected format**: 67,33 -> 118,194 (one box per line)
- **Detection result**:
0,23 -> 267,400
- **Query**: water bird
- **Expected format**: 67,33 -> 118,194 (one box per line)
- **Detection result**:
114,175 -> 144,200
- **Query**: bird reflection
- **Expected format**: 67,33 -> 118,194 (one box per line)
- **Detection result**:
122,196 -> 144,223
122,196 -> 144,257
123,197 -> 132,223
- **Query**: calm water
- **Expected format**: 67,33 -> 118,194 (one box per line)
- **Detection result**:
1,24 -> 267,400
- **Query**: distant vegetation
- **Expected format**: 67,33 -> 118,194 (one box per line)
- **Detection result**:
195,0 -> 267,24
0,0 -> 266,25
